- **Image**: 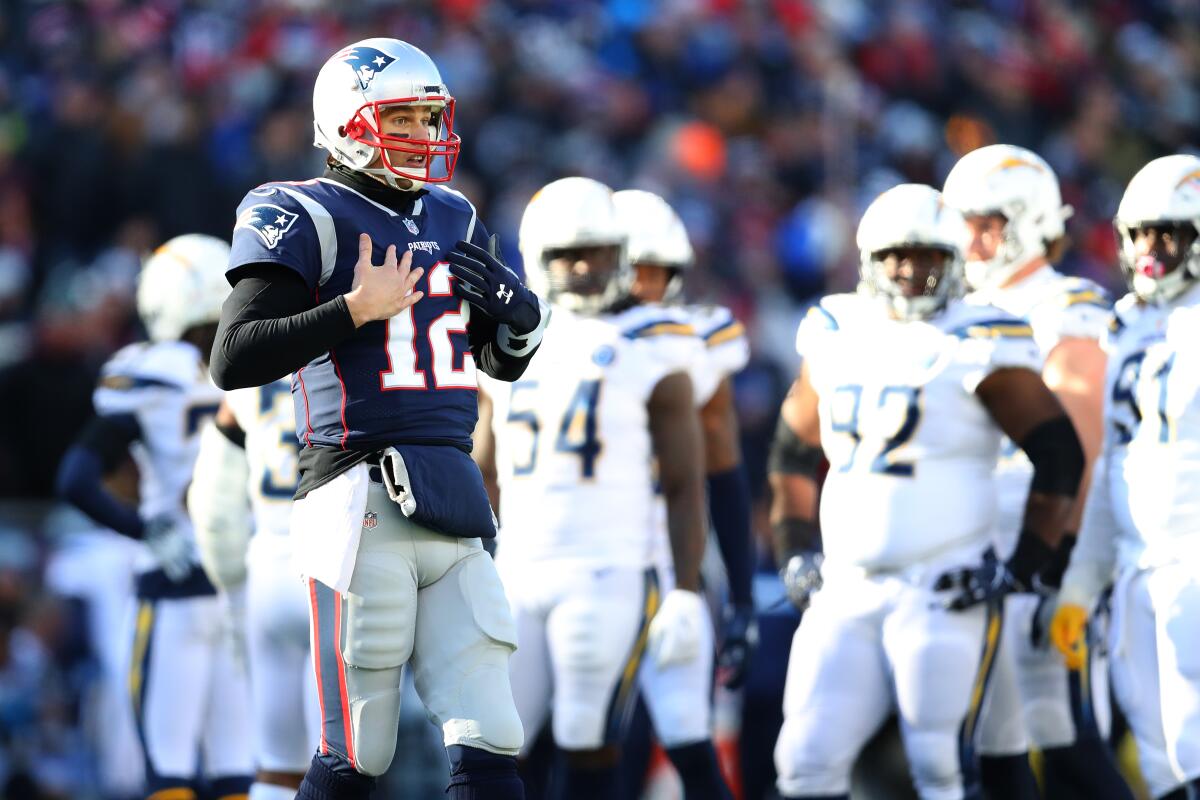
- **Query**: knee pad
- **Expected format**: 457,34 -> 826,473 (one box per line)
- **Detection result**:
1024,697 -> 1075,749
418,553 -> 523,756
648,690 -> 712,748
343,665 -> 404,776
448,663 -> 525,755
903,730 -> 964,800
773,718 -> 852,797
334,562 -> 417,777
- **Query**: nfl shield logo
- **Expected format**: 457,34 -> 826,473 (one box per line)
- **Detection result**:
404,218 -> 420,235
362,511 -> 378,530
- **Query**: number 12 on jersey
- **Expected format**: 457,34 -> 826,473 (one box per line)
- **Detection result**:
507,379 -> 604,479
379,262 -> 475,390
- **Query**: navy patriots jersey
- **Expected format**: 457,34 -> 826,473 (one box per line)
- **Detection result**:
229,178 -> 486,451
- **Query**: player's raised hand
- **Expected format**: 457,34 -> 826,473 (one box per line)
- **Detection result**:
345,233 -> 424,327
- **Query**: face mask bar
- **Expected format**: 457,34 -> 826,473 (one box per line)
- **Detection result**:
342,96 -> 461,184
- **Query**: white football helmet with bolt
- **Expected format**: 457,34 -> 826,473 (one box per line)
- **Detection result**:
1114,153 -> 1200,303
519,177 -> 629,314
856,183 -> 968,321
137,233 -> 231,342
942,144 -> 1072,290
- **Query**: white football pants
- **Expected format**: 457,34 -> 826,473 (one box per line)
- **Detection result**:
307,482 -> 523,777
246,534 -> 320,774
1108,563 -> 1200,798
774,566 -> 995,800
130,593 -> 254,788
497,556 -> 658,752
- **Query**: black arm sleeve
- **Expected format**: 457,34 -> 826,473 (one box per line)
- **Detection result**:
1020,415 -> 1085,497
210,265 -> 358,390
767,415 -> 824,477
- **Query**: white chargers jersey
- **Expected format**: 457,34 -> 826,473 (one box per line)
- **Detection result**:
968,267 -> 1112,555
93,340 -> 222,568
225,379 -> 298,541
485,306 -> 698,570
800,293 -> 1042,571
1075,284 -> 1200,574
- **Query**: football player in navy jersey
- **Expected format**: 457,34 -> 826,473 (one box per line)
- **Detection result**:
211,38 -> 548,800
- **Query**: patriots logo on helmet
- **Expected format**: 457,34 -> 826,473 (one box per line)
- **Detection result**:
341,47 -> 396,91
236,204 -> 299,249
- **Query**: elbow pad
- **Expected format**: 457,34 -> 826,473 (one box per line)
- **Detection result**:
767,415 -> 822,478
188,423 -> 252,590
1020,415 -> 1084,497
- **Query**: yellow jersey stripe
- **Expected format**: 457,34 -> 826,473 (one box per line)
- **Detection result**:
706,321 -> 746,347
147,786 -> 197,800
627,322 -> 696,339
1062,290 -> 1107,308
962,323 -> 1034,339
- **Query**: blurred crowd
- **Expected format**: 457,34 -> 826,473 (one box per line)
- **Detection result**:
0,0 -> 1196,796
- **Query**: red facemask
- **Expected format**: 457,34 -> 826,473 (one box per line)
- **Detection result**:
342,97 -> 461,184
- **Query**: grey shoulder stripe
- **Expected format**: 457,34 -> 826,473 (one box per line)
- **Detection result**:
276,186 -> 338,287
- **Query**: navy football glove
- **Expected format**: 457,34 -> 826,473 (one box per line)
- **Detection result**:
934,549 -> 1019,612
447,235 -> 541,334
716,604 -> 759,689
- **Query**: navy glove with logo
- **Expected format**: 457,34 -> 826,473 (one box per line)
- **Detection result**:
447,235 -> 541,334
934,549 -> 1019,612
716,604 -> 759,689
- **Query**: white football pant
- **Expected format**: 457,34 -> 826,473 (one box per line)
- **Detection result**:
977,592 -> 1111,755
307,482 -> 523,777
130,593 -> 254,786
637,563 -> 715,748
774,565 -> 996,800
246,534 -> 320,774
1108,563 -> 1200,798
497,556 -> 658,752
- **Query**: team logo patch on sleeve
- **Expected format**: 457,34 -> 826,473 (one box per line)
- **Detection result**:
236,204 -> 299,249
339,47 -> 396,90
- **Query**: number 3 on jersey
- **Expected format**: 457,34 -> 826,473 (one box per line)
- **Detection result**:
828,384 -> 921,476
379,262 -> 475,390
507,379 -> 603,479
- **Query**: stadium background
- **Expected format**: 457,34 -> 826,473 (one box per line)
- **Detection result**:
0,0 -> 1194,797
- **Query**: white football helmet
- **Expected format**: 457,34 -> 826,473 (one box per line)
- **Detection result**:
519,177 -> 629,314
313,38 -> 460,191
857,184 -> 968,320
613,189 -> 693,301
1115,154 -> 1200,304
137,234 -> 232,342
942,144 -> 1070,290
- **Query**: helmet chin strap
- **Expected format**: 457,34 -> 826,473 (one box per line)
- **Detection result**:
358,164 -> 425,192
